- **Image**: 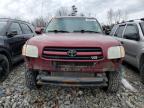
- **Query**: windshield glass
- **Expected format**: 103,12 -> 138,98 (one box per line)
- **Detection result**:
0,21 -> 7,34
140,22 -> 144,35
46,17 -> 102,33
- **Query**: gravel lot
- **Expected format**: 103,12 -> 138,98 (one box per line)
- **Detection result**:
0,62 -> 144,108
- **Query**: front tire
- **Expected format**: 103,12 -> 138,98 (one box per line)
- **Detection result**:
106,71 -> 120,93
0,54 -> 10,82
140,64 -> 144,84
25,69 -> 38,90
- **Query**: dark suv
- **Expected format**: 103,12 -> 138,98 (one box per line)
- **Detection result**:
0,18 -> 35,81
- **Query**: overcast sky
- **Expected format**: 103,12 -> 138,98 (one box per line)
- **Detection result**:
0,0 -> 144,24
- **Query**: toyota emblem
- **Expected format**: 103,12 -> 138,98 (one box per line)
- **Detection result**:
67,49 -> 77,57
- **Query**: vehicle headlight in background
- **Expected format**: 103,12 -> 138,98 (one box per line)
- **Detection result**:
22,45 -> 38,58
107,46 -> 125,59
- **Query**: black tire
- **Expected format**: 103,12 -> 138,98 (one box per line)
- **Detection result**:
0,54 -> 10,82
106,71 -> 120,93
25,69 -> 38,90
140,64 -> 144,84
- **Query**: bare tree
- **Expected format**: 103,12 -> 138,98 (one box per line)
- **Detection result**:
107,9 -> 129,25
117,9 -> 122,23
55,5 -> 79,17
114,9 -> 122,24
88,13 -> 92,17
122,10 -> 128,21
32,17 -> 49,27
55,7 -> 69,16
107,9 -> 114,25
114,9 -> 128,23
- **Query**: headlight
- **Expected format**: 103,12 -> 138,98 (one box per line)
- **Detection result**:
107,46 -> 125,59
22,45 -> 38,58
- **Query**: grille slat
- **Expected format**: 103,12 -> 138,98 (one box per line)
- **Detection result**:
43,55 -> 103,60
53,61 -> 94,66
42,47 -> 103,60
43,47 -> 102,52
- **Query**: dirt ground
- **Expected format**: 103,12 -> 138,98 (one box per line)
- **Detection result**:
0,62 -> 144,108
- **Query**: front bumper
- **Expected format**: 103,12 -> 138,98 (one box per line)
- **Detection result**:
26,58 -> 121,87
26,58 -> 121,73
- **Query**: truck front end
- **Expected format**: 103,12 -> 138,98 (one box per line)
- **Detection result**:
23,17 -> 125,92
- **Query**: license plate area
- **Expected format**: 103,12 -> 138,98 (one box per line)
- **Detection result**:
60,65 -> 82,71
52,61 -> 95,72
53,61 -> 94,67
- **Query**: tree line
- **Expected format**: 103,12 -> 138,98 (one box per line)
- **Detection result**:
15,5 -> 128,29
102,9 -> 128,34
107,9 -> 128,26
32,5 -> 80,27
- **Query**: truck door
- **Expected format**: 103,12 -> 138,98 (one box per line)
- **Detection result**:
122,24 -> 140,67
6,22 -> 24,57
20,23 -> 35,43
113,24 -> 126,43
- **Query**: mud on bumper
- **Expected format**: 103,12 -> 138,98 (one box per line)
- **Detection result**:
26,58 -> 121,73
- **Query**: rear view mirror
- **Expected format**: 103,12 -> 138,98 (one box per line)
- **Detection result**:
124,33 -> 139,41
7,31 -> 18,37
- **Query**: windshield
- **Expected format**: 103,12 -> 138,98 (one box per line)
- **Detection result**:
46,17 -> 102,33
0,21 -> 7,34
140,22 -> 144,35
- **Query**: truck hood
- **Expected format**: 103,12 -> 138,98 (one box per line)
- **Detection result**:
28,33 -> 120,47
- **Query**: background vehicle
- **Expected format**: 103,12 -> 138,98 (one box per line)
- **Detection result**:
110,18 -> 144,83
0,18 -> 35,81
35,27 -> 45,34
23,16 -> 125,93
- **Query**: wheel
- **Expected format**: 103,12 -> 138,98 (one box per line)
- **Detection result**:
140,64 -> 144,84
25,69 -> 39,90
106,71 -> 120,93
0,54 -> 10,82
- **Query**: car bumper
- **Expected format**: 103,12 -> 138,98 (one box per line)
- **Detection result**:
25,58 -> 121,73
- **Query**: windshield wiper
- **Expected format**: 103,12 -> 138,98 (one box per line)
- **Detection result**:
48,30 -> 69,33
73,30 -> 100,33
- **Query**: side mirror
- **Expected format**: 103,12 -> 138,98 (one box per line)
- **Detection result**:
124,33 -> 139,41
103,28 -> 110,35
35,27 -> 44,34
7,31 -> 18,37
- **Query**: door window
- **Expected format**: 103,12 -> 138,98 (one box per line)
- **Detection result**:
20,23 -> 33,34
110,25 -> 118,35
114,25 -> 125,38
9,23 -> 22,35
140,22 -> 144,35
123,24 -> 139,40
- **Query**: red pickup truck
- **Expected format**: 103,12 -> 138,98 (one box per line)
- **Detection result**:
22,16 -> 125,93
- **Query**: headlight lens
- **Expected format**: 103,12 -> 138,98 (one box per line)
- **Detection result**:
107,46 -> 125,59
22,45 -> 38,58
